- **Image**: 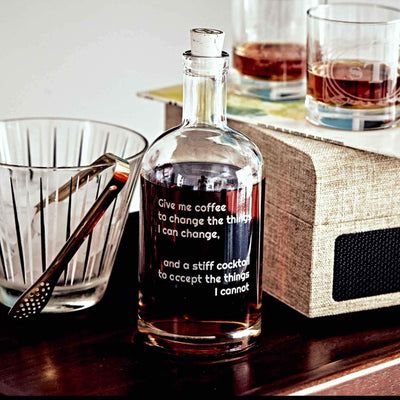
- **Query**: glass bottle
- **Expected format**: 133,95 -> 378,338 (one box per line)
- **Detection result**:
138,28 -> 264,356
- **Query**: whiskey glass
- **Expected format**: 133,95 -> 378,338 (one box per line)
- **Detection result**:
231,0 -> 322,101
306,3 -> 400,131
0,118 -> 147,312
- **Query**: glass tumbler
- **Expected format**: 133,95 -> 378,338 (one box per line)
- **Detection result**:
306,3 -> 400,131
231,0 -> 322,100
0,118 -> 147,312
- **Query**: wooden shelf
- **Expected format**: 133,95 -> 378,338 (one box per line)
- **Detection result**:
0,213 -> 399,396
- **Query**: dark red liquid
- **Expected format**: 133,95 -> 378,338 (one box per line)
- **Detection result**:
307,60 -> 400,109
233,42 -> 306,81
139,162 -> 264,339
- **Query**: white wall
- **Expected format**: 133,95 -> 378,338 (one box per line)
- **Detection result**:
0,0 -> 398,210
0,0 -> 231,140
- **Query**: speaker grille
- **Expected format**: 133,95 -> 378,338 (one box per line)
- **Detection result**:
333,227 -> 400,301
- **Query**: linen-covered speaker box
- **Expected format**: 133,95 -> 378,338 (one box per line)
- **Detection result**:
235,122 -> 400,318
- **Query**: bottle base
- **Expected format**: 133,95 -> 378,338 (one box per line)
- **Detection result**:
137,317 -> 261,357
305,95 -> 399,131
229,70 -> 306,101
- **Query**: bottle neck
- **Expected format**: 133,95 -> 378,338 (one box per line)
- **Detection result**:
182,51 -> 229,128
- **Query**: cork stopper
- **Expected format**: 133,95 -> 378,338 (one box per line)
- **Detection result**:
190,28 -> 225,57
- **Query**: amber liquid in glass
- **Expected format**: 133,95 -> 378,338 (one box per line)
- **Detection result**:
307,60 -> 400,109
233,42 -> 306,81
139,162 -> 263,354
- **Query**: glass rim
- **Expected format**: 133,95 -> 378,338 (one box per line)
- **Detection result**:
307,3 -> 400,26
0,116 -> 148,171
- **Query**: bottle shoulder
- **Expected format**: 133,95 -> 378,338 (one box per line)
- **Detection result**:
142,123 -> 263,175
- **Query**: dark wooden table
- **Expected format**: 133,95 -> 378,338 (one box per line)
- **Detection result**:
0,213 -> 400,396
